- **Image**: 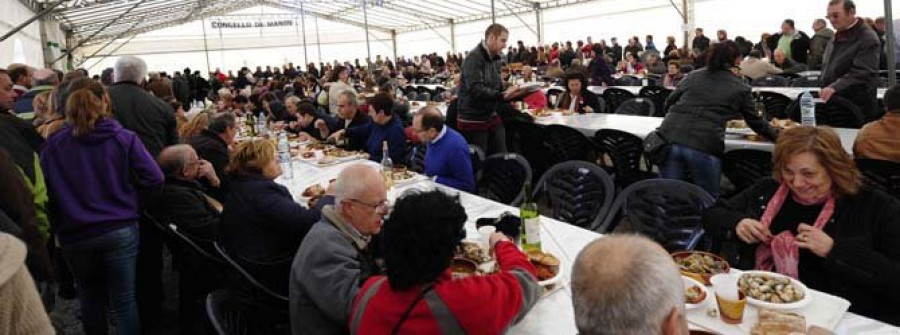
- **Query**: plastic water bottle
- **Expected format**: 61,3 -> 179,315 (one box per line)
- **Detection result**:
257,112 -> 268,137
800,91 -> 816,127
277,131 -> 293,179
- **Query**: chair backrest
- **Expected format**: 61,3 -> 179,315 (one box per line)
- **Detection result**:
599,179 -> 715,251
468,144 -> 485,180
614,97 -> 656,116
206,290 -> 249,335
416,86 -> 434,95
544,124 -> 596,164
416,92 -> 431,102
616,76 -> 640,86
213,241 -> 288,302
787,94 -> 866,128
545,88 -> 564,107
856,158 -> 900,200
753,91 -> 792,120
534,162 -> 615,229
791,76 -> 821,88
751,75 -> 790,87
594,129 -> 653,184
602,87 -> 637,114
479,153 -> 532,206
431,93 -> 445,102
504,120 -> 550,182
142,211 -> 223,263
722,149 -> 773,194
405,92 -> 418,101
638,85 -> 672,117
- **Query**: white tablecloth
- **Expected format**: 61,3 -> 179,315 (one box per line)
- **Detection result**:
275,160 -> 898,334
584,86 -> 887,101
531,113 -> 859,154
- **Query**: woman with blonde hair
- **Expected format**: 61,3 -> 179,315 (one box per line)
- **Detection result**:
704,126 -> 900,325
40,80 -> 163,334
219,139 -> 329,294
178,111 -> 210,143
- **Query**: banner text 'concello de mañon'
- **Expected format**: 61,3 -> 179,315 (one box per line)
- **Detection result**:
211,20 -> 294,29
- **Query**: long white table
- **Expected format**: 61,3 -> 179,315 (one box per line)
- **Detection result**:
276,159 -> 897,334
585,86 -> 887,101
532,113 -> 859,154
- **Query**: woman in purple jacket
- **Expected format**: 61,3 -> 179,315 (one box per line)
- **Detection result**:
41,81 -> 163,335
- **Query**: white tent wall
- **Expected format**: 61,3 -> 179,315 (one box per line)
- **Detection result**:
72,0 -> 899,75
1,1 -> 46,67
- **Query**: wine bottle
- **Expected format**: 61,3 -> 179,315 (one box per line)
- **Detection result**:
381,141 -> 394,188
519,181 -> 541,252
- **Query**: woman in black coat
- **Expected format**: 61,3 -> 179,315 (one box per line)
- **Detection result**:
556,70 -> 602,114
703,127 -> 900,326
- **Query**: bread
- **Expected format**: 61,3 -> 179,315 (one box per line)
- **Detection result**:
750,309 -> 806,335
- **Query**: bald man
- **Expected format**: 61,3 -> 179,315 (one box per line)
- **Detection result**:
413,106 -> 474,192
572,235 -> 689,335
145,144 -> 220,240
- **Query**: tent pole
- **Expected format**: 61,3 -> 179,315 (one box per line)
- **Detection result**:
491,0 -> 496,24
885,0 -> 896,86
392,30 -> 398,62
202,18 -> 211,76
450,19 -> 456,53
0,0 -> 65,43
362,0 -> 371,62
315,16 -> 322,63
301,3 -> 309,68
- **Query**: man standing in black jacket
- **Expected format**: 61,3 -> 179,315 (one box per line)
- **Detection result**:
769,19 -> 811,66
457,24 -> 520,155
820,0 -> 880,121
692,28 -> 711,53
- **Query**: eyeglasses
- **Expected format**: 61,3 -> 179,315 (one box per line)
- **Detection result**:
348,199 -> 390,213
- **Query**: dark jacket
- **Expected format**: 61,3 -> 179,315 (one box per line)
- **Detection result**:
589,56 -> 615,86
334,110 -> 373,152
172,76 -> 191,107
219,175 -> 323,263
774,58 -> 809,74
703,178 -> 900,326
821,20 -> 880,119
808,28 -> 835,70
610,44 -> 623,65
458,42 -> 505,122
107,81 -> 179,157
41,119 -> 163,244
557,90 -> 603,114
768,31 -> 812,65
658,69 -> 778,156
144,177 -> 220,242
189,130 -> 230,200
692,35 -> 711,52
559,50 -> 577,67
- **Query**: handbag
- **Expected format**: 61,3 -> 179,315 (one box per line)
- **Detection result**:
643,130 -> 671,165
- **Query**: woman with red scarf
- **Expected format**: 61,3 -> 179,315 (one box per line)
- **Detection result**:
703,126 -> 900,326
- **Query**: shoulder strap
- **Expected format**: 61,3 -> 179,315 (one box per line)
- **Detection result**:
422,288 -> 466,335
350,277 -> 387,335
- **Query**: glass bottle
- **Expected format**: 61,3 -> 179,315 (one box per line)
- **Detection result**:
381,141 -> 394,188
519,181 -> 541,252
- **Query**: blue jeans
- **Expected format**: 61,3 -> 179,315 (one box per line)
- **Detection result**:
63,225 -> 141,335
659,144 -> 722,198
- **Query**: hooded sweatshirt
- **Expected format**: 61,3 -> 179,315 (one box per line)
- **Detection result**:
40,118 -> 163,244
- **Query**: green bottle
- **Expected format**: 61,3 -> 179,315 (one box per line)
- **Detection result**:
519,181 -> 541,252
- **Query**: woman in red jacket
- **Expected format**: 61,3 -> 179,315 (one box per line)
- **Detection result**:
349,190 -> 541,334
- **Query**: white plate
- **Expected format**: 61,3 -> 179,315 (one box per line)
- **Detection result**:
725,128 -> 755,136
683,276 -> 710,310
738,270 -> 812,310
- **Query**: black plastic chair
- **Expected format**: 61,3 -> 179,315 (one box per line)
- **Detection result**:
602,87 -> 637,114
533,162 -> 616,229
594,129 -> 658,188
416,92 -> 431,102
787,95 -> 866,128
478,153 -> 532,206
791,75 -> 821,88
614,97 -> 656,116
405,91 -> 417,101
598,179 -> 715,251
751,75 -> 790,87
213,242 -> 288,302
546,88 -> 564,107
722,149 -> 773,195
505,120 -> 551,183
856,159 -> 900,200
638,85 -> 672,117
206,290 -> 250,335
469,144 -> 485,181
753,91 -> 792,120
544,124 -> 597,164
616,75 -> 640,86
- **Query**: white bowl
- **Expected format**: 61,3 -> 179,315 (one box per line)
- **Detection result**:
682,275 -> 710,310
738,270 -> 812,310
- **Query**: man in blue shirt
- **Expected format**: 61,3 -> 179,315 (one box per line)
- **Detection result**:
413,106 -> 475,193
336,93 -> 406,163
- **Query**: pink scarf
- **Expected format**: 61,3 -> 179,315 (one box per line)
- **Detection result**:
754,183 -> 835,279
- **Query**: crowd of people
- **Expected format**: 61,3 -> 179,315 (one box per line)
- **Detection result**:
0,0 -> 899,334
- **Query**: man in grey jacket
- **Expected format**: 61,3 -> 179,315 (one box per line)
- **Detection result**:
290,164 -> 387,335
457,23 -> 519,155
808,19 -> 835,70
820,0 -> 880,121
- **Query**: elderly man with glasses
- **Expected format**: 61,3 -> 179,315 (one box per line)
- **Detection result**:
290,164 -> 389,335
